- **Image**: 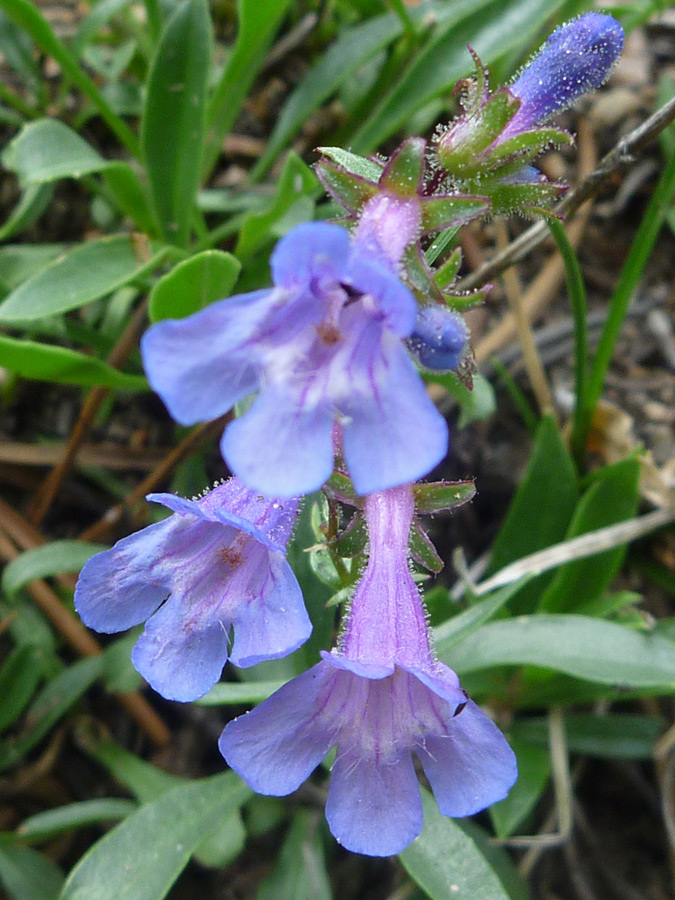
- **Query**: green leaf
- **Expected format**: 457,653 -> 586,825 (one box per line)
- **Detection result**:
400,787 -> 511,900
60,772 -> 251,900
149,250 -> 240,322
426,371 -> 496,428
486,416 -> 578,615
0,657 -> 102,772
196,680 -> 286,705
250,0 -> 487,179
537,457 -> 641,613
434,579 -> 532,654
0,0 -> 138,156
0,335 -> 147,390
0,9 -> 44,103
512,713 -> 665,761
101,633 -> 142,693
2,541 -> 107,596
1,119 -> 154,232
235,153 -> 319,260
258,811 -> 332,900
0,647 -> 43,734
203,0 -> 294,177
18,800 -> 137,842
0,235 -> 169,322
443,615 -> 675,689
0,243 -> 65,295
351,0 -> 569,152
490,737 -> 551,838
142,0 -> 213,246
3,119 -> 123,184
0,183 -> 53,243
81,734 -> 245,870
0,837 -> 64,900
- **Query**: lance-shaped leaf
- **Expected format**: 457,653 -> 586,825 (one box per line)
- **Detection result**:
414,480 -> 476,514
421,195 -> 489,233
379,137 -> 426,195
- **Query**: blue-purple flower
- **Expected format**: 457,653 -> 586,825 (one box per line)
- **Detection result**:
501,12 -> 624,141
75,478 -> 310,702
219,485 -> 516,856
408,305 -> 469,372
141,223 -> 448,499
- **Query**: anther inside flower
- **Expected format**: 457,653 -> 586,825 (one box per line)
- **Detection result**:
219,485 -> 517,856
142,223 -> 449,498
74,478 -> 310,702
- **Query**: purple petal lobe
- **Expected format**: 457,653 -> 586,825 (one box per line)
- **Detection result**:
74,520 -> 173,633
229,550 -> 311,667
326,748 -> 422,856
222,386 -> 334,497
271,222 -> 351,289
348,253 -> 417,336
141,289 -> 273,425
341,338 -> 448,494
417,700 -> 518,817
131,592 -> 230,702
219,664 -> 338,794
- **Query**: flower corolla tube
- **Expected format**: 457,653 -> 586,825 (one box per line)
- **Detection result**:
501,12 -> 624,140
74,478 -> 310,702
141,223 -> 448,498
220,485 -> 516,856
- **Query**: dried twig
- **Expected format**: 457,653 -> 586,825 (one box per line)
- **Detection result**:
78,416 -> 229,543
27,299 -> 150,526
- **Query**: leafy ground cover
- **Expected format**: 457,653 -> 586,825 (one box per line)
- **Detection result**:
0,1 -> 674,899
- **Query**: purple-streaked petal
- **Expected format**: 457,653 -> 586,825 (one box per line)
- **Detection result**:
219,664 -> 337,794
146,492 -> 207,518
74,520 -> 173,633
229,551 -> 311,667
271,222 -> 351,289
417,700 -> 518,817
348,253 -> 416,337
326,748 -> 422,856
131,592 -> 230,702
222,386 -> 335,497
141,290 -> 273,425
341,338 -> 448,494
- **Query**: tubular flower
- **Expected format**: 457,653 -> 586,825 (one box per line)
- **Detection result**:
141,222 -> 448,498
74,478 -> 309,702
219,485 -> 516,856
501,12 -> 625,141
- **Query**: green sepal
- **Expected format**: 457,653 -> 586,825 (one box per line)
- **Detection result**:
433,246 -> 462,290
479,178 -> 566,215
435,90 -> 520,174
442,285 -> 490,311
316,146 -> 383,182
487,127 -> 573,171
409,519 -> 444,573
323,470 -> 360,507
402,245 -> 444,303
315,161 -> 378,213
332,513 -> 367,558
421,194 -> 489,233
413,480 -> 476,514
379,137 -> 425,196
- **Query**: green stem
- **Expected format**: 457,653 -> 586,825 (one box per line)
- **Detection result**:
547,217 -> 589,469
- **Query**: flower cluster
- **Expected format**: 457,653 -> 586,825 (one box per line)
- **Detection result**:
74,12 -> 622,857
